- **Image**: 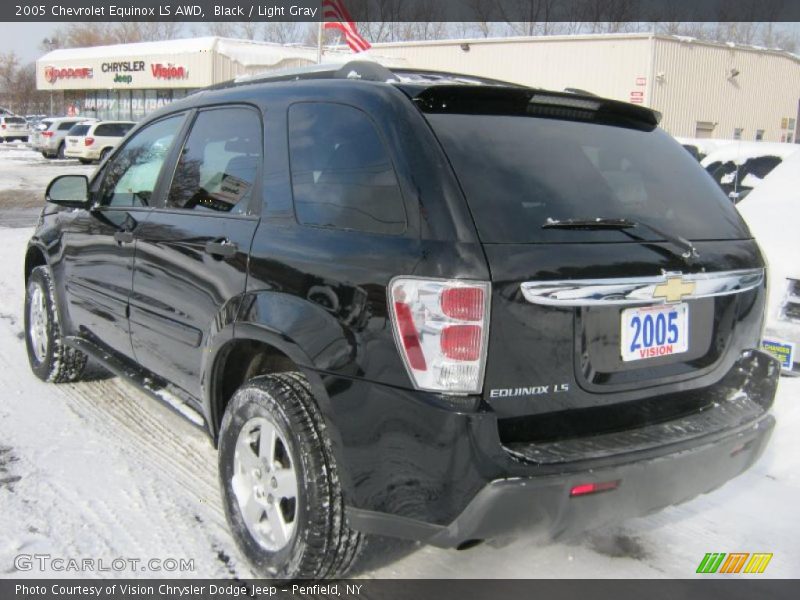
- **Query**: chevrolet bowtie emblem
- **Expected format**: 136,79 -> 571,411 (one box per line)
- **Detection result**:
652,276 -> 696,302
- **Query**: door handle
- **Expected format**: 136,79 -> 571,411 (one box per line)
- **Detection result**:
204,239 -> 238,258
114,230 -> 135,244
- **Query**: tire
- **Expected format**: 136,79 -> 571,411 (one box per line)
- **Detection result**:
56,142 -> 66,159
24,266 -> 87,383
41,151 -> 50,159
218,372 -> 363,580
99,147 -> 111,163
78,158 -> 92,165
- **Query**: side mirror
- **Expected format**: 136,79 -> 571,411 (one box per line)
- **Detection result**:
46,175 -> 90,209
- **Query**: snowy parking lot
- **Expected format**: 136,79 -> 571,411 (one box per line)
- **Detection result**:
0,144 -> 798,578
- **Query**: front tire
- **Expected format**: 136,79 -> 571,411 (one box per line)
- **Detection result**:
218,373 -> 362,580
24,266 -> 87,382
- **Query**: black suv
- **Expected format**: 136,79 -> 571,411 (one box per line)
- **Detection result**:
24,62 -> 779,579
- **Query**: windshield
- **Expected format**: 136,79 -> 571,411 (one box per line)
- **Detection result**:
427,114 -> 750,244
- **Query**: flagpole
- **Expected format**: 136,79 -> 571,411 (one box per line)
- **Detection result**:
317,20 -> 323,64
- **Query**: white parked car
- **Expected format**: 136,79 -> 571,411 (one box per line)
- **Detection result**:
34,116 -> 97,159
0,115 -> 30,142
701,142 -> 799,203
737,151 -> 800,373
64,120 -> 135,164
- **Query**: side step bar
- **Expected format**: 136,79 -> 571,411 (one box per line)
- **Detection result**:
64,336 -> 207,431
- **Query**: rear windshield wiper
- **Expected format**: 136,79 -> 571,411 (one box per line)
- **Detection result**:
542,217 -> 700,261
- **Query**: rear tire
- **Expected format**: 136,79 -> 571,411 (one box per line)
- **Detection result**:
56,142 -> 66,159
218,373 -> 363,580
99,147 -> 111,163
24,266 -> 87,383
78,158 -> 92,165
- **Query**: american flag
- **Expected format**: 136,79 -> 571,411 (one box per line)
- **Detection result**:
322,0 -> 372,53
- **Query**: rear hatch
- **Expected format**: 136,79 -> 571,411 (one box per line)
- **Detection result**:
416,86 -> 765,424
3,116 -> 27,133
64,124 -> 92,154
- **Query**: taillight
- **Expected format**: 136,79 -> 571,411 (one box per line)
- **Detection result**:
42,131 -> 54,137
389,278 -> 490,394
84,137 -> 94,146
1,124 -> 5,129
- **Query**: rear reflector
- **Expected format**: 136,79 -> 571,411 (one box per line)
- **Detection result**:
393,300 -> 427,371
389,278 -> 490,394
569,480 -> 620,497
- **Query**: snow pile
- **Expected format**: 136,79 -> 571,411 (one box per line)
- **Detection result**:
737,150 -> 800,345
700,142 -> 800,168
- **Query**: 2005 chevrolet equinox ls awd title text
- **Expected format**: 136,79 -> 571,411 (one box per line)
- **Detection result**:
23,62 -> 779,580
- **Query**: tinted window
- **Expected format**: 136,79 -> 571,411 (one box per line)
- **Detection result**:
58,121 -> 80,131
95,123 -> 134,137
68,124 -> 91,136
288,103 -> 406,235
166,107 -> 261,214
6,117 -> 25,124
428,114 -> 748,243
98,115 -> 183,208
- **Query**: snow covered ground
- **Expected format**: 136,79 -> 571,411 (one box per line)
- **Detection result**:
0,143 -> 94,211
0,146 -> 798,579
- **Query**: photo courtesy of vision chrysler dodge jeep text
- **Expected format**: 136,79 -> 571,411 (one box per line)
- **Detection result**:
23,61 -> 779,580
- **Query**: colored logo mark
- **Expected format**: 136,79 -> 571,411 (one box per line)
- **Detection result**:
696,552 -> 773,574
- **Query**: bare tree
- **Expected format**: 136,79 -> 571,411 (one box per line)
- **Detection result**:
0,53 -> 49,114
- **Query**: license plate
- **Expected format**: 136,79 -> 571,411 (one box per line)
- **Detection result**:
621,303 -> 689,361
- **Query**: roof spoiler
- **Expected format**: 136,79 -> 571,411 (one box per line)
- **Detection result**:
411,86 -> 662,131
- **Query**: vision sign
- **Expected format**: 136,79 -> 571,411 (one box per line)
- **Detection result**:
151,63 -> 189,80
44,66 -> 93,84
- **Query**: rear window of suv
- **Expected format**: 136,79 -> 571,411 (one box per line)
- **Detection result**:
427,113 -> 749,244
5,117 -> 25,124
68,124 -> 91,136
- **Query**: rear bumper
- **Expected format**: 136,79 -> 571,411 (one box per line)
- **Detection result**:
337,350 -> 779,547
421,413 -> 772,547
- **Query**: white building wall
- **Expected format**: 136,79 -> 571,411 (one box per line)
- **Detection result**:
373,34 -> 800,141
650,37 -> 800,142
374,35 -> 652,104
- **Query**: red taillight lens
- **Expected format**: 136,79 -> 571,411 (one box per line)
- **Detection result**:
393,301 -> 427,371
84,137 -> 94,146
389,279 -> 490,394
441,287 -> 484,321
1,124 -> 5,129
441,325 -> 482,361
42,131 -> 53,137
569,480 -> 620,497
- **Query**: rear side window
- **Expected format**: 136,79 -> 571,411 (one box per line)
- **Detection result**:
427,114 -> 749,243
288,103 -> 406,235
165,107 -> 261,214
58,121 -> 79,131
68,124 -> 91,136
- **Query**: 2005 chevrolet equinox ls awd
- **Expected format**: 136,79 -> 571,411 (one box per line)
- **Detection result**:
23,62 -> 779,580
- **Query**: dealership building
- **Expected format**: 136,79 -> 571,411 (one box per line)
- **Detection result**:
35,37 -> 360,120
38,33 -> 800,142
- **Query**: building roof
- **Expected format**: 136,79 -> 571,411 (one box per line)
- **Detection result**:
37,36 -> 405,69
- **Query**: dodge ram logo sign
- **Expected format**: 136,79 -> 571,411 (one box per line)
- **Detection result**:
44,66 -> 94,84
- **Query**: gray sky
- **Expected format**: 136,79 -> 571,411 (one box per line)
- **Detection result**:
3,22 -> 61,63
